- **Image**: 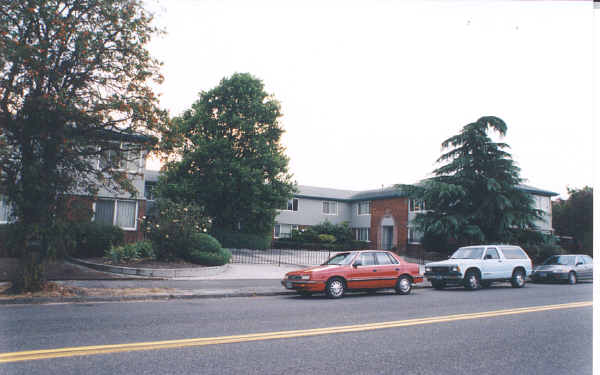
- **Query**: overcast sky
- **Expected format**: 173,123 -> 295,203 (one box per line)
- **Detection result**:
145,0 -> 595,199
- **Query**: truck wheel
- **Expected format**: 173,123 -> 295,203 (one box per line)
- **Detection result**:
464,270 -> 481,290
510,269 -> 526,288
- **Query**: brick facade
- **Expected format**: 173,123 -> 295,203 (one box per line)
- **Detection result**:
370,197 -> 409,252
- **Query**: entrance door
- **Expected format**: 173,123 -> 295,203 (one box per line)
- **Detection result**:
382,226 -> 394,249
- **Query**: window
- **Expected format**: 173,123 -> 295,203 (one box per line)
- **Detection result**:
0,196 -> 14,224
94,199 -> 138,230
144,182 -> 156,200
409,199 -> 426,212
484,248 -> 500,259
281,198 -> 298,211
408,227 -> 423,244
357,201 -> 370,215
357,252 -> 376,266
375,252 -> 393,265
500,247 -> 528,259
273,223 -> 295,238
356,228 -> 370,242
98,143 -> 141,173
322,201 -> 338,215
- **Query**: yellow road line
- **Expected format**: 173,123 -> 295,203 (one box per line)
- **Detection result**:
0,301 -> 591,363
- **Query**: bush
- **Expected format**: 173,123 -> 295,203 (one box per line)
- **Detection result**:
523,243 -> 565,265
144,198 -> 210,260
318,234 -> 336,244
69,222 -> 124,258
211,229 -> 271,250
187,247 -> 231,266
180,233 -> 230,266
105,240 -> 155,264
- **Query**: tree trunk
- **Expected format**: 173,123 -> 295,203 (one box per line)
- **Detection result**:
12,240 -> 47,293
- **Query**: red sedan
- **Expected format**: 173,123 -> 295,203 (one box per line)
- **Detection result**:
281,250 -> 423,298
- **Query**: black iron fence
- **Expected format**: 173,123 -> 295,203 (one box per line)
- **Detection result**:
228,248 -> 428,266
229,248 -> 335,266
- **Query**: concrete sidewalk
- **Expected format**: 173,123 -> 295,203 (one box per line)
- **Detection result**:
0,261 -> 431,305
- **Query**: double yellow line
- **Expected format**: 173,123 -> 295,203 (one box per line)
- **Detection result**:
1,301 -> 591,363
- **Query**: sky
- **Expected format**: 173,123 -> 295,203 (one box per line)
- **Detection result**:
144,0 -> 595,199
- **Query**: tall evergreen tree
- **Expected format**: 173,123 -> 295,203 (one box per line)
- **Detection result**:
401,116 -> 541,251
158,73 -> 295,238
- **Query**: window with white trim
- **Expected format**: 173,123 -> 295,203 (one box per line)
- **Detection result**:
281,198 -> 298,211
274,223 -> 297,239
357,201 -> 370,216
98,143 -> 142,173
0,196 -> 14,224
322,201 -> 338,215
356,228 -> 370,242
409,199 -> 426,212
408,226 -> 423,244
94,199 -> 138,230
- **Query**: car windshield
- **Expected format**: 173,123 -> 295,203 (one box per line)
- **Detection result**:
450,247 -> 484,259
322,252 -> 355,265
543,255 -> 575,266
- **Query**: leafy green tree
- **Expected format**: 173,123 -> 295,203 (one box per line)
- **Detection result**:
552,187 -> 593,253
0,0 -> 167,291
400,116 -> 541,251
158,73 -> 295,238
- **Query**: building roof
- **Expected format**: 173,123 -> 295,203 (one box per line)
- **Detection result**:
295,185 -> 360,201
516,184 -> 558,197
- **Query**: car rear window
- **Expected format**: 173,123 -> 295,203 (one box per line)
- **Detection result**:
500,247 -> 528,259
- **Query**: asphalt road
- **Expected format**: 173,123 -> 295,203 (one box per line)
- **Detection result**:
0,282 -> 593,375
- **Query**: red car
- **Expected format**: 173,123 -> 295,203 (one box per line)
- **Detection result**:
281,250 -> 423,298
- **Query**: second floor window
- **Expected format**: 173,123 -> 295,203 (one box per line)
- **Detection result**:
358,201 -> 370,215
409,199 -> 426,212
282,198 -> 298,211
322,201 -> 338,215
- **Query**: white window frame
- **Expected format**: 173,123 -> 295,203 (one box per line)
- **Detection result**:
356,227 -> 370,242
92,199 -> 139,231
97,142 -> 143,173
280,198 -> 299,212
409,199 -> 426,212
408,226 -> 423,244
357,201 -> 370,216
322,200 -> 338,215
0,196 -> 15,224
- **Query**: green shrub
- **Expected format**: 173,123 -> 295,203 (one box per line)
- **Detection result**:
144,198 -> 210,260
70,222 -> 124,258
105,240 -> 155,264
318,234 -> 336,243
211,229 -> 271,250
187,247 -> 231,266
524,243 -> 566,265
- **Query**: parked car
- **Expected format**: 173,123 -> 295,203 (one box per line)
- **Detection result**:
424,245 -> 533,290
531,254 -> 593,284
281,250 -> 423,298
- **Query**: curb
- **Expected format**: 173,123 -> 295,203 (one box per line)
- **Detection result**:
0,283 -> 432,305
66,257 -> 230,279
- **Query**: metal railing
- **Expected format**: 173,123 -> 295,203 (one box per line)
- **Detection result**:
229,248 -> 335,266
229,248 -> 429,266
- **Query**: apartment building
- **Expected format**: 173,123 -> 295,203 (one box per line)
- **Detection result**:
275,184 -> 557,251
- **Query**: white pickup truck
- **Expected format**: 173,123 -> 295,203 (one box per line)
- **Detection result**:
424,245 -> 533,290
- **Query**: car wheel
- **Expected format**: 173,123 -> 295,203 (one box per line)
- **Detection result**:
567,271 -> 577,285
297,291 -> 312,297
464,270 -> 481,290
431,280 -> 445,290
395,276 -> 412,295
510,269 -> 526,288
325,278 -> 345,299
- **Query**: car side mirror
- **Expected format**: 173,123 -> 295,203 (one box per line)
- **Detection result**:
353,261 -> 362,268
